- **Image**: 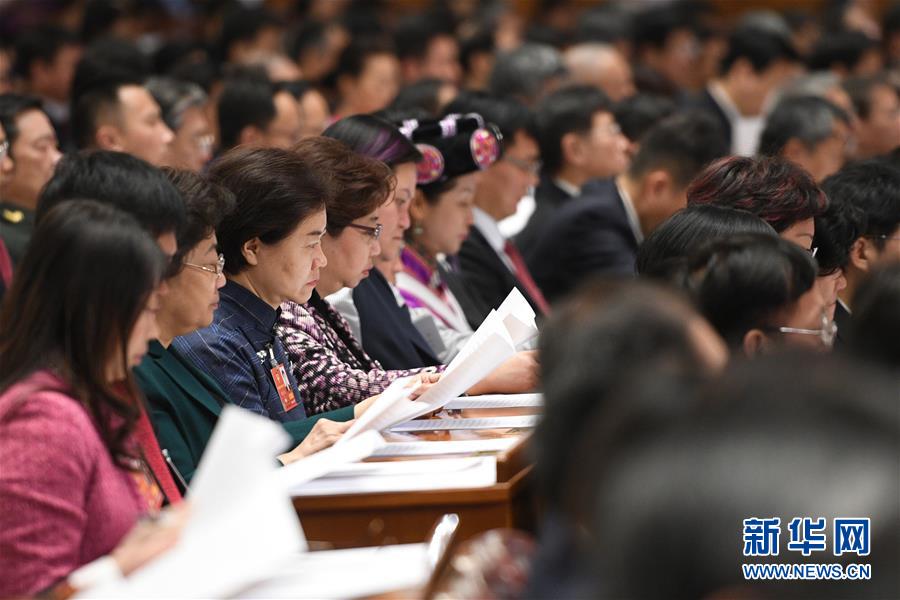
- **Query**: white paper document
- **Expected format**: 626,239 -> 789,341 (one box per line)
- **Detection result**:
239,543 -> 430,599
336,288 -> 537,444
444,392 -> 544,410
279,429 -> 385,490
373,437 -> 520,457
82,407 -> 303,599
389,415 -> 539,432
291,455 -> 497,496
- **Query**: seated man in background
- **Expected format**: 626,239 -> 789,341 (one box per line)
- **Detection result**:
516,84 -> 630,253
445,92 -> 551,318
759,95 -> 851,183
0,94 -> 62,265
70,70 -> 173,166
528,112 -> 728,304
821,161 -> 900,339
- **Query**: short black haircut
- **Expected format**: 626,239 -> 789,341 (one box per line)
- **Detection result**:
216,75 -> 276,151
534,84 -> 612,174
843,74 -> 895,120
163,169 -> 235,273
12,26 -> 80,81
459,27 -> 494,73
443,90 -> 535,141
37,150 -> 185,240
637,205 -> 776,281
821,160 -> 900,249
684,233 -> 818,348
807,30 -> 879,73
393,13 -> 455,61
0,94 -> 45,151
208,146 -> 332,275
390,78 -> 451,118
70,68 -> 144,150
628,111 -> 729,187
287,20 -> 329,63
632,4 -> 694,51
759,95 -> 850,156
332,36 -> 396,81
216,6 -> 281,61
71,37 -> 151,97
813,191 -> 866,276
720,25 -> 798,74
613,93 -> 676,144
575,4 -> 634,45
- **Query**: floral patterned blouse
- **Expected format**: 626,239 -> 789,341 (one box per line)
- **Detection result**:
278,291 -> 439,415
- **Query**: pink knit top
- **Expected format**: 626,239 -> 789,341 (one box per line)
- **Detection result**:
0,370 -> 149,597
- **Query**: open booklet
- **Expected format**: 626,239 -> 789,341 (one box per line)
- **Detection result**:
337,288 -> 539,445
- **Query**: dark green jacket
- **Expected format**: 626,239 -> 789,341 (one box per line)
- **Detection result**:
134,340 -> 354,486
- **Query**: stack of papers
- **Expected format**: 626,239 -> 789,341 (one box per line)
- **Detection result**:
337,288 -> 540,444
444,393 -> 544,410
291,455 -> 497,496
372,437 -> 519,457
389,415 -> 538,432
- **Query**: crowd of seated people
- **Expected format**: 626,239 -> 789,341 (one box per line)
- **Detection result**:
0,1 -> 898,597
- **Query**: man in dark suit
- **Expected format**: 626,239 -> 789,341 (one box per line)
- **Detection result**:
516,85 -> 629,254
681,25 -> 798,156
352,268 -> 442,371
526,112 -> 729,304
822,162 -> 900,346
444,92 -> 552,318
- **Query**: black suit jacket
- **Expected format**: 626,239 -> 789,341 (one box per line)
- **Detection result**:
833,301 -> 851,348
352,268 -> 442,371
525,178 -> 639,304
682,88 -> 732,150
438,257 -> 491,330
515,176 -> 574,254
458,226 -> 546,320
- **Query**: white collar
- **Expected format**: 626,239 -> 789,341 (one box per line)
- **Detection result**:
837,297 -> 852,315
707,81 -> 741,121
553,178 -> 581,198
473,206 -> 507,254
473,206 -> 516,272
615,177 -> 644,244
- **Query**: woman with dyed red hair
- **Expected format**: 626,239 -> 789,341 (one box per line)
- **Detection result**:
686,155 -> 827,253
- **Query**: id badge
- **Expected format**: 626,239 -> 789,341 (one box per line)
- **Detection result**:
270,362 -> 299,412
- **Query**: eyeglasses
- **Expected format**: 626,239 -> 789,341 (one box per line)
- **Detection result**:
0,139 -> 8,159
865,234 -> 900,242
770,311 -> 838,347
503,156 -> 542,175
184,253 -> 225,277
347,223 -> 383,240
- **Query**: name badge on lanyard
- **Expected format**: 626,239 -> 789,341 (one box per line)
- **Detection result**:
267,344 -> 299,412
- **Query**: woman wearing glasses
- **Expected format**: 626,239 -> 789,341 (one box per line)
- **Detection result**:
277,138 -> 441,415
136,169 -> 395,486
686,233 -> 837,357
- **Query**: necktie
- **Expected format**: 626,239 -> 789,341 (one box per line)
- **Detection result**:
503,240 -> 551,315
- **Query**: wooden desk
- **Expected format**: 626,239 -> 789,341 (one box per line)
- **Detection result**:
293,408 -> 537,549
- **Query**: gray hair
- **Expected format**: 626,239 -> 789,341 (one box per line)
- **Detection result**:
488,43 -> 567,105
145,76 -> 207,131
759,95 -> 849,155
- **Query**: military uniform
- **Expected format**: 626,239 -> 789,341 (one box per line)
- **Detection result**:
0,201 -> 34,266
